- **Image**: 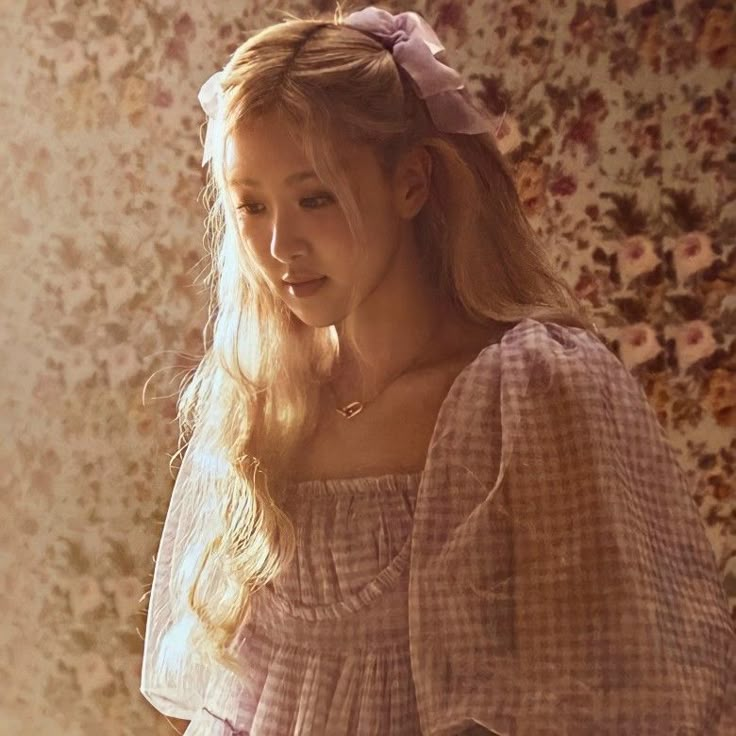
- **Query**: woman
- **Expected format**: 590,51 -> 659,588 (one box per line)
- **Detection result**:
140,5 -> 736,734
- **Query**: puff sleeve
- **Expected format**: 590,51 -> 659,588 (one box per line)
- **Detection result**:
407,319 -> 736,736
139,431 -> 249,734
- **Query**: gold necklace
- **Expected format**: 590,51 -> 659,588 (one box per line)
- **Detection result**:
328,320 -> 444,419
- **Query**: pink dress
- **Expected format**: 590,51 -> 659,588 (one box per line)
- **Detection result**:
141,318 -> 736,736
198,472 -> 427,735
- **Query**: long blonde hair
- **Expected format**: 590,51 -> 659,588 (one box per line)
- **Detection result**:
169,2 -> 599,676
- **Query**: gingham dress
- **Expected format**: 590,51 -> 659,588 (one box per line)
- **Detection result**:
140,319 -> 736,736
193,471 -> 428,735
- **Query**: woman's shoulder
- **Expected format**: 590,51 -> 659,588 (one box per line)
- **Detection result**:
448,316 -> 613,381
469,316 -> 619,382
437,316 -> 631,431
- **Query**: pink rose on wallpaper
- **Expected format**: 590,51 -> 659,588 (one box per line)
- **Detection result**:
617,234 -> 660,285
54,39 -> 87,85
616,323 -> 662,370
671,320 -> 718,372
670,231 -> 717,283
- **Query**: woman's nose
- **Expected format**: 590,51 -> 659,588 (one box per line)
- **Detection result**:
269,217 -> 305,263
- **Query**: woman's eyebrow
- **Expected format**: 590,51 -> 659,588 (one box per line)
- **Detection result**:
227,170 -> 319,187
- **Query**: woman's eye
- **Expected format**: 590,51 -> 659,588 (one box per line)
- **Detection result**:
237,195 -> 333,216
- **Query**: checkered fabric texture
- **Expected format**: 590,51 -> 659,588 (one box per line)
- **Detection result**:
141,319 -> 736,735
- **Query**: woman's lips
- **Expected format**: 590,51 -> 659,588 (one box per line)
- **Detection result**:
284,276 -> 328,297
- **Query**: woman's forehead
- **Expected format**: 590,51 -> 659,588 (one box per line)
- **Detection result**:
227,115 -> 303,156
226,122 -> 376,181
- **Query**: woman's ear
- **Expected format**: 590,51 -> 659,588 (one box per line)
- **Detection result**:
394,145 -> 432,219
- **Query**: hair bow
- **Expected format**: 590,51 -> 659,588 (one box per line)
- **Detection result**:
197,6 -> 496,167
198,69 -> 224,167
343,6 -> 490,135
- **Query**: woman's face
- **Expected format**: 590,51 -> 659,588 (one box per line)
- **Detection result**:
224,112 -> 419,328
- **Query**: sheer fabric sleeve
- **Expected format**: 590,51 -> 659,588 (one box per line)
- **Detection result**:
139,430 -> 213,720
408,319 -> 736,736
138,428 -> 252,735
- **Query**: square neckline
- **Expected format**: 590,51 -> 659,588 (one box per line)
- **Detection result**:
287,323 -> 518,489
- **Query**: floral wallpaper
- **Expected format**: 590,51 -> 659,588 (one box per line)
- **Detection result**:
1,0 -> 733,733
